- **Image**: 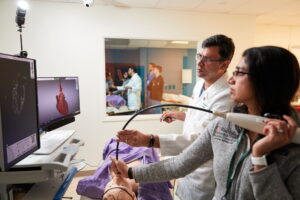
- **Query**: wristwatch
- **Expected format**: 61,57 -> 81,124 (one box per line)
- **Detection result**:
128,167 -> 133,179
148,134 -> 155,147
251,154 -> 268,166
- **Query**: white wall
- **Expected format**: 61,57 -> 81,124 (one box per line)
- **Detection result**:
255,24 -> 300,61
0,0 -> 256,170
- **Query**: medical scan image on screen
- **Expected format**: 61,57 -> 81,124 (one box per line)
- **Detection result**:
37,77 -> 80,130
0,54 -> 39,171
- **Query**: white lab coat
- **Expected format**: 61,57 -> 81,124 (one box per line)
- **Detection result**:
159,73 -> 235,200
117,73 -> 142,110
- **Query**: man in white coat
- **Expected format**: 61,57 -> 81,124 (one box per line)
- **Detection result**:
117,66 -> 142,110
117,35 -> 235,200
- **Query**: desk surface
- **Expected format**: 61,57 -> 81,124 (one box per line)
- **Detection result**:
0,130 -> 85,200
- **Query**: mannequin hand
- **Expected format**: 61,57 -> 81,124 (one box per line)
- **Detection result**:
110,157 -> 129,178
252,115 -> 297,157
117,129 -> 149,147
160,111 -> 185,123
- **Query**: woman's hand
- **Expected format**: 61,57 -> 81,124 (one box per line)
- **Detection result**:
110,157 -> 129,178
117,130 -> 149,147
252,115 -> 297,157
160,111 -> 185,123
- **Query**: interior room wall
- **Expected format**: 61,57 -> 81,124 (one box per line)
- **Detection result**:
147,48 -> 195,95
0,0 -> 255,170
255,24 -> 300,61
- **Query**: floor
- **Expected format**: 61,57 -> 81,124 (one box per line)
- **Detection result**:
63,176 -> 83,200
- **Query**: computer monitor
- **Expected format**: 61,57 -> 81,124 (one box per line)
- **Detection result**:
0,53 -> 40,171
37,77 -> 80,132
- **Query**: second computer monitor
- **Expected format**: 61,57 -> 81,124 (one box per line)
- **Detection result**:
37,77 -> 80,132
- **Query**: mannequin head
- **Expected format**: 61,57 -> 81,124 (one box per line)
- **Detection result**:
102,173 -> 137,200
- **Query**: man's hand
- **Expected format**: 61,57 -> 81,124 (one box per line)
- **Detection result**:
117,130 -> 150,147
160,111 -> 186,123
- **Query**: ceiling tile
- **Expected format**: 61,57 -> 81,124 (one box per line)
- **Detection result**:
194,0 -> 249,13
108,0 -> 159,8
156,0 -> 204,10
27,0 -> 300,26
230,0 -> 292,15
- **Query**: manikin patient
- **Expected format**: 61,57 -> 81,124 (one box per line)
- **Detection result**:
103,161 -> 139,200
76,138 -> 173,200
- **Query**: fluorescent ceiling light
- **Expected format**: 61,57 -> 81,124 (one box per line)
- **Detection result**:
171,41 -> 189,44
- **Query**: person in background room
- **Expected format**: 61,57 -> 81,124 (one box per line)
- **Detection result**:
113,71 -> 131,102
116,34 -> 235,200
147,63 -> 156,85
115,66 -> 142,110
147,65 -> 164,114
146,62 -> 156,107
112,46 -> 300,200
106,72 -> 114,93
121,71 -> 130,102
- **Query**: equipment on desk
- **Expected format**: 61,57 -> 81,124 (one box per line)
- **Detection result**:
116,104 -> 300,159
37,77 -> 80,132
0,136 -> 84,200
0,53 -> 84,200
34,130 -> 75,155
0,53 -> 40,171
1,138 -> 84,183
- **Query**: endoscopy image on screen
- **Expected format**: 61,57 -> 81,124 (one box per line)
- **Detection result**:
0,53 -> 39,171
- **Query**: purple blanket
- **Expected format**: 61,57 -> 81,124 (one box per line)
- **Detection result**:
76,138 -> 173,199
106,95 -> 126,109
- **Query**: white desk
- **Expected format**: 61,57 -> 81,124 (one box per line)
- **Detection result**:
0,130 -> 85,200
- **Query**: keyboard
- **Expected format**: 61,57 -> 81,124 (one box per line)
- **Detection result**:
34,130 -> 75,155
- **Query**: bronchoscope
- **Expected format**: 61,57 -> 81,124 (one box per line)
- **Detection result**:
115,104 -> 300,159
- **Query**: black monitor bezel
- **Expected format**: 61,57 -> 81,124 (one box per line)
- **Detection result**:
36,77 -> 80,133
0,53 -> 40,171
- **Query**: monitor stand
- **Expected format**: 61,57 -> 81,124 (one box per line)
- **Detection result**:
44,117 -> 75,132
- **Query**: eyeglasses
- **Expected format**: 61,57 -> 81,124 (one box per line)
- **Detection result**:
232,71 -> 249,77
195,53 -> 226,63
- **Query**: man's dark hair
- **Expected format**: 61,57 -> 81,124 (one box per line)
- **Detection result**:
129,66 -> 137,73
243,46 -> 300,116
202,34 -> 235,61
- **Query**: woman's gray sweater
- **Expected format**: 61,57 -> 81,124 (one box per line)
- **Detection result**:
132,118 -> 300,200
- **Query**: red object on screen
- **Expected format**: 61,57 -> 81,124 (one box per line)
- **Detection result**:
56,81 -> 69,115
294,106 -> 300,112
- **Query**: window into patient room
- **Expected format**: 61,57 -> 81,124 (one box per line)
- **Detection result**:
105,38 -> 197,116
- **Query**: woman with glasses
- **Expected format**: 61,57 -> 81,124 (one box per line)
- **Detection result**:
111,46 -> 300,200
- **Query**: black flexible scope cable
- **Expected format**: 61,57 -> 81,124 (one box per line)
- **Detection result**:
116,103 -> 212,160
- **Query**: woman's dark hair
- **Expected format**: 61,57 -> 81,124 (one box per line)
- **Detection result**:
243,46 -> 300,116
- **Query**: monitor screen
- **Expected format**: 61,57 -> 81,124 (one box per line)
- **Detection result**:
37,77 -> 80,131
0,53 -> 40,171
